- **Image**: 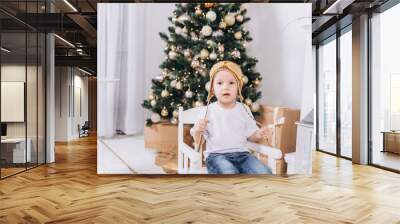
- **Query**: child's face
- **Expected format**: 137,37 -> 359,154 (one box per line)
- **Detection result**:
212,70 -> 238,104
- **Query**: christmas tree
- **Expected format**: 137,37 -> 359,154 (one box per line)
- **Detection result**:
142,3 -> 262,126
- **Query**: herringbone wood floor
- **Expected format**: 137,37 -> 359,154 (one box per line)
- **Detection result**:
1,135 -> 400,224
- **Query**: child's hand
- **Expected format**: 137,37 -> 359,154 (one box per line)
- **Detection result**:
194,119 -> 208,135
256,126 -> 271,141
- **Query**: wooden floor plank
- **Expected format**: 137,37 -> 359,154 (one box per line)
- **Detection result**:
0,135 -> 399,223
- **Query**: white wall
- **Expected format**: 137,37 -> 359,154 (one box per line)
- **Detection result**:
246,4 -> 312,109
55,67 -> 89,141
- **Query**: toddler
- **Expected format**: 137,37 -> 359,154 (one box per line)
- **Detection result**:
190,61 -> 272,174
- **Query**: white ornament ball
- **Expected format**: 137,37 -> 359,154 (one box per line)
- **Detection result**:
175,27 -> 182,34
168,51 -> 177,60
224,14 -> 236,26
200,49 -> 209,59
231,49 -> 241,59
242,76 -> 248,84
207,40 -> 216,47
173,110 -> 179,118
176,81 -> 183,90
184,49 -> 191,58
219,21 -> 227,29
170,117 -> 178,125
234,31 -> 242,40
245,98 -> 252,106
150,99 -> 157,107
185,90 -> 194,98
201,25 -> 212,37
151,113 -> 161,123
161,89 -> 169,98
148,93 -> 155,100
172,17 -> 177,23
251,102 -> 260,112
209,52 -> 217,60
182,27 -> 188,33
236,15 -> 244,22
206,10 -> 217,22
170,80 -> 177,88
212,30 -> 223,38
205,81 -> 211,92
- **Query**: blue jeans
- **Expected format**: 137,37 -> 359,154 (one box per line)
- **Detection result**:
206,152 -> 272,174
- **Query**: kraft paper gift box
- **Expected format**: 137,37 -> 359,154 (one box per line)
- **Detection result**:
256,105 -> 300,155
144,123 -> 193,173
144,123 -> 193,152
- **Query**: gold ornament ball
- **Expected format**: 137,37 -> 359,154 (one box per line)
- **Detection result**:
195,8 -> 202,16
173,110 -> 179,118
200,49 -> 209,59
236,15 -> 244,22
224,14 -> 236,26
204,3 -> 215,8
219,21 -> 227,29
161,107 -> 169,117
161,89 -> 169,98
242,76 -> 248,84
251,102 -> 260,112
254,79 -> 260,86
168,51 -> 177,60
205,81 -> 211,92
148,93 -> 155,100
170,117 -> 178,125
234,31 -> 242,40
176,81 -> 183,90
194,100 -> 204,107
245,98 -> 252,106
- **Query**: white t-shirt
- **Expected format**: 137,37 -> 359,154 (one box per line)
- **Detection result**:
190,101 -> 259,158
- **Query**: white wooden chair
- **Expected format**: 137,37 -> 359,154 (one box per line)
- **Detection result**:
178,106 -> 283,174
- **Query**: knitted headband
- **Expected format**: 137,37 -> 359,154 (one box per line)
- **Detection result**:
207,61 -> 244,102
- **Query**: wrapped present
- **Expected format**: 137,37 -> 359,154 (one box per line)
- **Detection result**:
256,105 -> 300,155
144,123 -> 193,173
144,123 -> 193,153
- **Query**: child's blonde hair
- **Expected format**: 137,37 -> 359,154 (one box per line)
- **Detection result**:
207,61 -> 244,103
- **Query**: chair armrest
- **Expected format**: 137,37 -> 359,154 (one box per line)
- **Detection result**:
246,142 -> 282,159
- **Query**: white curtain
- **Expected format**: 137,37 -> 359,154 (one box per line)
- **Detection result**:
98,4 -> 146,137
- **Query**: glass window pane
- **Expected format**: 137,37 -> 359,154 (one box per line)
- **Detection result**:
318,37 -> 337,154
27,31 -> 38,169
340,29 -> 352,158
38,33 -> 45,165
1,31 -> 27,178
371,3 -> 400,171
